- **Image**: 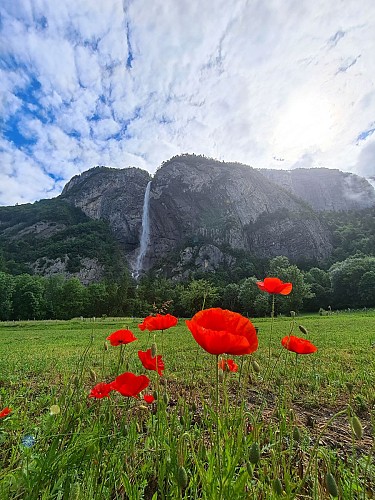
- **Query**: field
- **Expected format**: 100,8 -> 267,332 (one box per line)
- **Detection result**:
0,311 -> 374,499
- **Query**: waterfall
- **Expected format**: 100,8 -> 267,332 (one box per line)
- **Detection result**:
134,181 -> 152,279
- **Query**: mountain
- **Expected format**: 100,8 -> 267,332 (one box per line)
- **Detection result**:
2,155 -> 374,282
260,167 -> 375,211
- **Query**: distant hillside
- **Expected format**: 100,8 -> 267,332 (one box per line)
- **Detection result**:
260,167 -> 375,211
0,198 -> 125,283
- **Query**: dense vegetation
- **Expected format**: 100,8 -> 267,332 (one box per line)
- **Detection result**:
0,201 -> 374,320
0,253 -> 374,320
0,198 -> 125,278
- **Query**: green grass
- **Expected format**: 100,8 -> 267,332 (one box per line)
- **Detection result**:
0,312 -> 374,499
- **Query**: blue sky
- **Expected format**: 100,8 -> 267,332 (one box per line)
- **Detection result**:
1,0 -> 375,206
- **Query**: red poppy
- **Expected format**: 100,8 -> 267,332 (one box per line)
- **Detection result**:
138,349 -> 165,376
0,407 -> 11,418
106,329 -> 137,346
111,372 -> 150,398
281,335 -> 317,354
257,277 -> 292,295
186,308 -> 258,356
89,382 -> 113,399
138,313 -> 178,332
143,394 -> 155,404
218,358 -> 239,372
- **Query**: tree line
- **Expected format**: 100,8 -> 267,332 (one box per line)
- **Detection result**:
1,254 -> 374,321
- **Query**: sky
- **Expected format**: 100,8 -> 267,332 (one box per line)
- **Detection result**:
1,0 -> 375,206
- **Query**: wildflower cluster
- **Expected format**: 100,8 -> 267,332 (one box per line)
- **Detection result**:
89,314 -> 178,400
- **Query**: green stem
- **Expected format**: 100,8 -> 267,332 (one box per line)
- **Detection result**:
294,408 -> 347,497
215,355 -> 223,497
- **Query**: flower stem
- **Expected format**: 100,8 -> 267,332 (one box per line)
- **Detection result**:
215,355 -> 223,497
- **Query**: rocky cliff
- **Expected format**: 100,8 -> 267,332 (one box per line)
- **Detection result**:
146,156 -> 336,274
260,168 -> 375,211
61,166 -> 151,251
3,155 -> 374,282
61,156 -> 342,276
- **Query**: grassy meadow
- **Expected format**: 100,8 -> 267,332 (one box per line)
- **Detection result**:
0,311 -> 374,499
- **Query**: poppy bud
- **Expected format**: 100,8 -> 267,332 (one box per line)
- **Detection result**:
177,466 -> 188,489
151,343 -> 157,357
325,472 -> 338,497
49,405 -> 60,416
248,442 -> 260,464
273,478 -> 283,496
298,325 -> 308,335
293,426 -> 301,443
251,359 -> 260,374
246,461 -> 253,476
89,369 -> 97,383
218,372 -> 224,382
70,482 -> 81,500
350,415 -> 363,439
104,341 -> 108,351
163,393 -> 169,405
136,422 -> 141,433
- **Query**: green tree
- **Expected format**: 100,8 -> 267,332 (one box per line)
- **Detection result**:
12,274 -> 45,320
221,283 -> 241,311
44,275 -> 65,319
304,267 -> 332,311
59,278 -> 86,319
268,257 -> 313,313
238,277 -> 263,316
0,272 -> 14,320
330,256 -> 375,308
359,271 -> 375,307
85,282 -> 110,317
181,279 -> 219,316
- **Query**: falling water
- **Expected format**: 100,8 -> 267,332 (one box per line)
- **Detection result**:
134,181 -> 152,279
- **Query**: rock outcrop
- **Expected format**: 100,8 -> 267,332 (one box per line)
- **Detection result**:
62,166 -> 151,251
260,168 -> 375,211
147,156 -> 332,271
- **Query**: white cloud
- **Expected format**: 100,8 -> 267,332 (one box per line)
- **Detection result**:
1,0 -> 375,205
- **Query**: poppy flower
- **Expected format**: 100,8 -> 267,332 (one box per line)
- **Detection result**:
111,372 -> 150,398
186,308 -> 258,356
257,277 -> 292,295
138,349 -> 165,376
138,313 -> 178,332
0,407 -> 11,418
281,335 -> 317,354
218,358 -> 238,372
143,394 -> 155,404
89,382 -> 113,399
106,329 -> 137,346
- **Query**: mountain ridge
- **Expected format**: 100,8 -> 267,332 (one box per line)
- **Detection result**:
1,154 -> 374,282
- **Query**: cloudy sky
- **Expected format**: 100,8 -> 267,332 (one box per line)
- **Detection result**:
1,0 -> 375,206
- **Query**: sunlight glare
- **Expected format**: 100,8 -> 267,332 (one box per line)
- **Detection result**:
272,92 -> 335,161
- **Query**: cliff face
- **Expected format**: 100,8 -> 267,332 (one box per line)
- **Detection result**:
260,168 -> 375,211
60,156 -> 375,276
147,156 -> 332,271
62,166 -> 151,251
5,155 -> 374,282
